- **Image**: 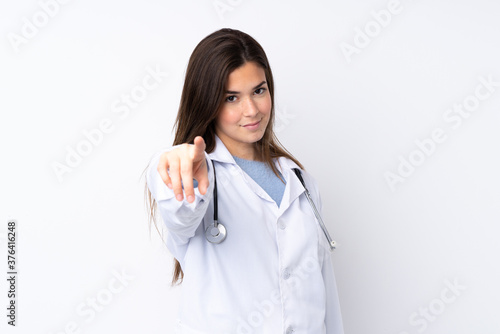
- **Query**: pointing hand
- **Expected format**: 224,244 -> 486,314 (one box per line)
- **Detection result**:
157,136 -> 209,203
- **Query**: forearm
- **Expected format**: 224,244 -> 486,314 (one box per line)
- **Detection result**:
146,146 -> 215,245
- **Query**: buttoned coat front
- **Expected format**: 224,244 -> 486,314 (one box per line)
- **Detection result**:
146,134 -> 344,334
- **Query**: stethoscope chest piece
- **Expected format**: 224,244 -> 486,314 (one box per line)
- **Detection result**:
204,162 -> 336,250
205,222 -> 226,244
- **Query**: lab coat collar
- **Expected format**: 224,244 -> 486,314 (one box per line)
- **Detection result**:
207,134 -> 238,165
208,134 -> 305,213
208,134 -> 300,170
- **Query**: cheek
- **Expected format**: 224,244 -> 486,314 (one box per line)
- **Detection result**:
259,96 -> 272,116
217,108 -> 240,127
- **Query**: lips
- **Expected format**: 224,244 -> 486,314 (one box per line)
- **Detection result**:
243,120 -> 260,127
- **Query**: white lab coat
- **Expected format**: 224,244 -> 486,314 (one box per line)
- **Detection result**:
146,134 -> 344,334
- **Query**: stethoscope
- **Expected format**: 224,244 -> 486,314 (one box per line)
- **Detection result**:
205,160 -> 337,251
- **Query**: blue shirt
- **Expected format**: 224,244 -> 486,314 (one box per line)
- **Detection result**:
231,155 -> 286,207
191,156 -> 286,207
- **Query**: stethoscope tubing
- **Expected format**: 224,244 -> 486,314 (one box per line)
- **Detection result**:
302,190 -> 337,251
205,160 -> 336,252
293,168 -> 337,251
205,160 -> 227,243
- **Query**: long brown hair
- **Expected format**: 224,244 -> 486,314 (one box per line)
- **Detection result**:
143,28 -> 304,286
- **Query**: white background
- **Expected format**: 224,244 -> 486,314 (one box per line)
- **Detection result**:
1,0 -> 499,333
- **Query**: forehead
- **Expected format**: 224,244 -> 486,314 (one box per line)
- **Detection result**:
226,61 -> 266,88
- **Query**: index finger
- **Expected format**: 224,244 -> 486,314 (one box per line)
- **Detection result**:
192,136 -> 206,161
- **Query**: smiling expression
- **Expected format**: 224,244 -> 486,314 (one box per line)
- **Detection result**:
215,61 -> 272,160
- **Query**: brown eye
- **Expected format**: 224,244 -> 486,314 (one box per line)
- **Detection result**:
225,96 -> 237,102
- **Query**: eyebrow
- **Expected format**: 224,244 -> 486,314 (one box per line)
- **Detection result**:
225,81 -> 267,94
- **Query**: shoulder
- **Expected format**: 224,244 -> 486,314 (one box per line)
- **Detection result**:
279,156 -> 318,185
278,157 -> 321,199
297,168 -> 321,198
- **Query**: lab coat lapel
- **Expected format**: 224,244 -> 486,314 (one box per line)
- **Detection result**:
207,134 -> 236,165
275,156 -> 305,215
207,134 -> 306,212
208,135 -> 272,203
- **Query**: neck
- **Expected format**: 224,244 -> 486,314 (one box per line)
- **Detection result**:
227,142 -> 257,161
217,134 -> 259,161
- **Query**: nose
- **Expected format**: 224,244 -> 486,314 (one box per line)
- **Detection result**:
242,96 -> 259,117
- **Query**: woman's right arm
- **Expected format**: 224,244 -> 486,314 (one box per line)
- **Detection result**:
146,136 -> 215,246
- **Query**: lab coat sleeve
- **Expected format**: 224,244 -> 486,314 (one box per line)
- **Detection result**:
145,145 -> 215,247
310,173 -> 345,334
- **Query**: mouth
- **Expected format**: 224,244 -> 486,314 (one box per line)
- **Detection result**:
243,120 -> 261,127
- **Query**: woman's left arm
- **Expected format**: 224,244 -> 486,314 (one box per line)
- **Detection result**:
310,173 -> 345,334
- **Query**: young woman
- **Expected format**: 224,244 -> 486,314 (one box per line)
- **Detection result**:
144,28 -> 344,334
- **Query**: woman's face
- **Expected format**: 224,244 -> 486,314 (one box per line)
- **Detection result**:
215,61 -> 272,160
